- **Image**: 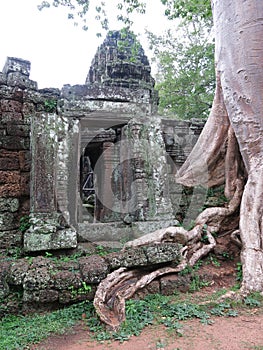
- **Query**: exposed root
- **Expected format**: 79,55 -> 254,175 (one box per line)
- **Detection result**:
124,226 -> 189,248
189,230 -> 216,266
230,230 -> 242,248
94,259 -> 187,331
94,178 -> 244,330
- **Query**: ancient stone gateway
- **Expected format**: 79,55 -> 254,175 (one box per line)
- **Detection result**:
0,30 -> 205,253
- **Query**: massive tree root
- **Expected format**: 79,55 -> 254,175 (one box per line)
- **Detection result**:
94,176 -> 244,330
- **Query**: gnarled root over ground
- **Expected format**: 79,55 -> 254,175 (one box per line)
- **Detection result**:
94,179 -> 244,330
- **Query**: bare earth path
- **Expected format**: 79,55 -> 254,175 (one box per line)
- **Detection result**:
32,310 -> 263,350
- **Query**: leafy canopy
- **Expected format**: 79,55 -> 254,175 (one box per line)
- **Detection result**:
148,21 -> 215,119
38,0 -> 212,31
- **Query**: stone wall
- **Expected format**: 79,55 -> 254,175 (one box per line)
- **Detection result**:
0,58 -> 34,250
0,237 -> 239,316
0,242 -> 194,315
0,59 -> 77,254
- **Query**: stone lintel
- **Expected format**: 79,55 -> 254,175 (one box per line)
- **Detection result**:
80,128 -> 116,146
61,84 -> 151,104
62,100 -> 152,118
79,112 -> 132,129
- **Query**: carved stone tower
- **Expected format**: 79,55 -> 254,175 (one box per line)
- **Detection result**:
20,30 -> 179,250
86,30 -> 156,91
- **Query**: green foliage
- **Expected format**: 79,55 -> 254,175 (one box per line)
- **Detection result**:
38,0 -> 92,31
189,274 -> 210,292
38,0 -> 212,32
95,244 -> 109,256
19,215 -> 31,233
38,0 -> 146,33
203,186 -> 229,209
180,259 -> 202,275
114,299 -> 154,341
221,251 -> 233,261
179,261 -> 210,292
0,301 -> 92,350
207,254 -> 221,267
115,28 -> 143,63
160,0 -> 212,23
210,302 -> 238,317
44,99 -> 57,113
149,23 -> 215,119
69,282 -> 92,297
244,296 -> 261,307
236,262 -> 243,282
3,289 -> 263,348
45,251 -> 53,258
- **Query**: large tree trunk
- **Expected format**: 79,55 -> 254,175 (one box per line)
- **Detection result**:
213,0 -> 263,291
178,0 -> 263,291
94,0 -> 263,328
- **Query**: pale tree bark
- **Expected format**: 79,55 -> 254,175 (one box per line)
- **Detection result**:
212,0 -> 263,291
94,0 -> 263,328
178,0 -> 263,291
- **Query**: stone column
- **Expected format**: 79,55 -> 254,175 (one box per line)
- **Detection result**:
30,113 -> 57,214
126,117 -> 177,237
129,121 -> 149,221
23,113 -> 77,252
95,142 -> 121,222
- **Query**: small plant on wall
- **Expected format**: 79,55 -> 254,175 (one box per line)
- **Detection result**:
44,99 -> 57,113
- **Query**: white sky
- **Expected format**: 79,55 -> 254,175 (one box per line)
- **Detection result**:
0,0 -> 172,89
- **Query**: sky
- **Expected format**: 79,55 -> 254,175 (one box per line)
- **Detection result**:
0,0 -> 171,89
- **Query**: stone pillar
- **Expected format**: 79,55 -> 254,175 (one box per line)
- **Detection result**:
126,117 -> 176,233
30,113 -> 57,213
23,113 -> 77,252
96,141 -> 115,222
131,123 -> 149,220
95,142 -> 121,222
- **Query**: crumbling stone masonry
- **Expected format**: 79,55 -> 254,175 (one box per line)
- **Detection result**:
0,57 -> 34,250
0,30 -> 205,253
0,30 -> 206,311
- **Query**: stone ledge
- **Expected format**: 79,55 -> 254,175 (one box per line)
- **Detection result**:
23,228 -> 78,252
78,220 -> 179,242
78,222 -> 133,242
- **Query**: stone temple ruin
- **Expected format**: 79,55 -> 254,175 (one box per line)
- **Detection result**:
0,31 -> 218,317
0,30 -> 205,253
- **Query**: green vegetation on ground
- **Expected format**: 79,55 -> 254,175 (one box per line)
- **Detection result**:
1,286 -> 263,349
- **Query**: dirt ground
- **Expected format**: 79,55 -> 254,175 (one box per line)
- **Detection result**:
32,310 -> 263,350
32,266 -> 263,350
31,276 -> 263,350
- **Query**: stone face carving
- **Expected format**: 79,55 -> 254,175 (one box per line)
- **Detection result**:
86,30 -> 155,91
0,31 -> 205,252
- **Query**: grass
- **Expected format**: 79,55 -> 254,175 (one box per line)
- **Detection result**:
0,301 -> 92,350
1,289 -> 263,349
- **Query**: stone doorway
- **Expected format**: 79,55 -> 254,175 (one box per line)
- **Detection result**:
79,124 -> 131,225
